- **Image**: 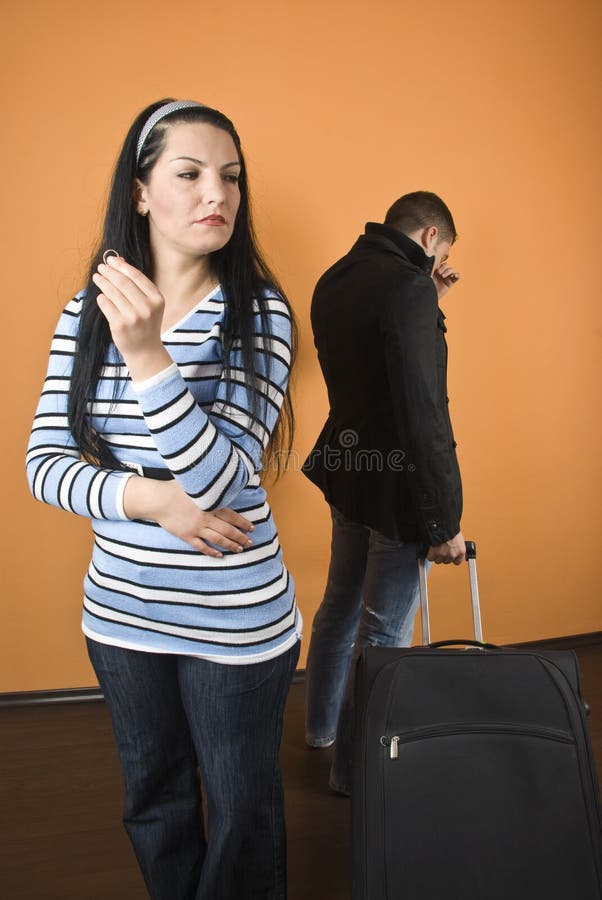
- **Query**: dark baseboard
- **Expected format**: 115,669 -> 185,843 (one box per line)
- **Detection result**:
514,631 -> 602,651
0,669 -> 306,708
0,687 -> 104,708
1,632 -> 600,708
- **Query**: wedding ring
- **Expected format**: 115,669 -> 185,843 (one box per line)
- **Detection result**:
103,249 -> 120,265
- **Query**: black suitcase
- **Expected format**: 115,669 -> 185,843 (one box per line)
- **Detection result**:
351,543 -> 602,899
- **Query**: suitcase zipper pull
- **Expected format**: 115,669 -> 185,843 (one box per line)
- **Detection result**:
380,735 -> 400,759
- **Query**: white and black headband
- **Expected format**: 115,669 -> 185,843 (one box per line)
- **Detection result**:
136,100 -> 206,164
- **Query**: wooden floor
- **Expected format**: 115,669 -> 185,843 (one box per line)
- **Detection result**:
1,643 -> 601,900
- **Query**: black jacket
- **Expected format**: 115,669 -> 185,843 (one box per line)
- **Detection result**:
302,222 -> 462,545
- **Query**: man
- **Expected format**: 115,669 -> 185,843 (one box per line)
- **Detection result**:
302,191 -> 465,794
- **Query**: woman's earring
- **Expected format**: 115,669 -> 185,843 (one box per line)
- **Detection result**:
138,207 -> 148,217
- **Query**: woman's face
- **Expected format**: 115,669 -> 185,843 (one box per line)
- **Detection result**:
136,121 -> 242,262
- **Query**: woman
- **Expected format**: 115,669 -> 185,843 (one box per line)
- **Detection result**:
26,98 -> 301,900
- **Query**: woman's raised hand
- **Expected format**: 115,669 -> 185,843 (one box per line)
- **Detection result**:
92,255 -> 172,381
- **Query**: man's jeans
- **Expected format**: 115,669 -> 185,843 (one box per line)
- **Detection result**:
305,507 -> 421,793
87,637 -> 299,900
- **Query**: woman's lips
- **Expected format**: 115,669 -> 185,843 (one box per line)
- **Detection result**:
196,215 -> 226,226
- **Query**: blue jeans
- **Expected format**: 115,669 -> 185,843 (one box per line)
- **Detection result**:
304,507 -> 421,793
87,638 -> 299,900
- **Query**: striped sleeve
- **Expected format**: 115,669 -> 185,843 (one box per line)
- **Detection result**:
25,296 -> 133,520
132,294 -> 292,510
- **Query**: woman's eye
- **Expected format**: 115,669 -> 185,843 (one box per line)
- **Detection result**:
178,171 -> 198,180
223,174 -> 240,184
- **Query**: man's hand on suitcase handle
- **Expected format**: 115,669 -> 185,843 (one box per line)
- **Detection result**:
427,531 -> 466,565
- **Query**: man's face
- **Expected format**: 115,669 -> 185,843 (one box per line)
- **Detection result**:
431,238 -> 452,273
420,227 -> 452,273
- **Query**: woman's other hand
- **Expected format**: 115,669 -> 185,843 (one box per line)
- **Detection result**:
124,477 -> 254,557
92,255 -> 172,381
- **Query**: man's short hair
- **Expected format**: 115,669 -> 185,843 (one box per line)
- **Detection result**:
384,191 -> 457,243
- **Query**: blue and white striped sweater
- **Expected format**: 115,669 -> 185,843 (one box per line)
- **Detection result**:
26,285 -> 301,663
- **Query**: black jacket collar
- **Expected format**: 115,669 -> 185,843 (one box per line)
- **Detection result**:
362,222 -> 434,276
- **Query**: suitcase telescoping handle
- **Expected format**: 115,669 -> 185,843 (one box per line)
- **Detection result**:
418,540 -> 484,646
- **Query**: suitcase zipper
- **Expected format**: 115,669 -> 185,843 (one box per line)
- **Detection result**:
380,722 -> 574,759
382,735 -> 400,759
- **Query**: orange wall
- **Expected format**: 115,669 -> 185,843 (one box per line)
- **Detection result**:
1,0 -> 600,691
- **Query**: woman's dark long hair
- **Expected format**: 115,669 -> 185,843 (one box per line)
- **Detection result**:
68,99 -> 296,476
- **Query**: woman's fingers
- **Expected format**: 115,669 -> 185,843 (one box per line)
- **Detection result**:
104,254 -> 162,297
198,512 -> 254,550
173,511 -> 254,554
213,507 -> 255,533
191,536 -> 223,558
148,481 -> 255,555
93,254 -> 163,320
197,525 -> 252,553
188,524 -> 251,556
210,509 -> 255,548
94,263 -> 161,317
92,270 -> 138,321
92,257 -> 167,369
